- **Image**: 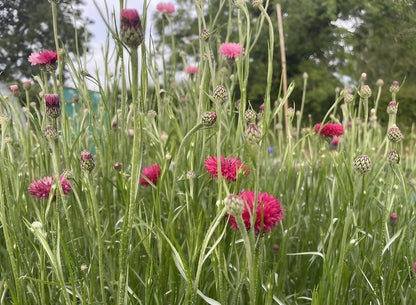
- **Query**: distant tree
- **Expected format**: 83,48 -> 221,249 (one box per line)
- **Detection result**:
153,0 -> 416,123
0,0 -> 91,82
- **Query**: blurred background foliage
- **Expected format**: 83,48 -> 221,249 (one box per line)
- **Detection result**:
154,0 -> 416,129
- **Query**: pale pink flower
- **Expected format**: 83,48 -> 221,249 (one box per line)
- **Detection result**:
9,85 -> 18,93
28,50 -> 57,68
186,66 -> 198,75
156,3 -> 175,14
219,43 -> 243,59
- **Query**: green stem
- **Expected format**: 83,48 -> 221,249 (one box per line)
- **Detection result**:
117,47 -> 142,305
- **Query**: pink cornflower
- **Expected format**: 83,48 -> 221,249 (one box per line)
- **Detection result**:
314,123 -> 344,137
10,85 -> 18,93
156,3 -> 175,14
219,43 -> 243,60
140,164 -> 161,186
28,50 -> 58,70
186,66 -> 198,75
44,94 -> 61,119
204,156 -> 249,182
28,175 -> 72,200
228,190 -> 283,234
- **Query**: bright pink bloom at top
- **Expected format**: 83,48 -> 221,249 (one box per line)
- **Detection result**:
228,190 -> 284,234
140,164 -> 161,186
186,66 -> 198,75
219,43 -> 243,59
314,123 -> 344,137
28,50 -> 57,67
44,94 -> 60,108
156,3 -> 175,14
204,156 -> 249,182
28,175 -> 72,200
121,9 -> 141,29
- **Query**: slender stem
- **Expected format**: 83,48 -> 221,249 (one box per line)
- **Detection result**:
117,47 -> 142,305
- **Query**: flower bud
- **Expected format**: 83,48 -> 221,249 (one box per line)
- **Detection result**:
186,170 -> 196,180
120,9 -> 144,48
201,111 -> 217,127
360,85 -> 372,98
43,125 -> 58,142
62,169 -> 74,180
225,194 -> 244,216
353,155 -> 372,174
387,150 -> 400,164
80,150 -> 95,172
199,29 -> 210,41
390,213 -> 398,227
114,162 -> 123,171
23,80 -> 31,91
213,85 -> 227,102
389,81 -> 400,94
387,124 -> 403,143
386,101 -> 397,115
376,79 -> 384,87
44,94 -> 61,119
244,109 -> 257,123
245,123 -> 262,145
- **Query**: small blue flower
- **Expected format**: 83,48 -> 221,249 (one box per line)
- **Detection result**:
268,147 -> 274,154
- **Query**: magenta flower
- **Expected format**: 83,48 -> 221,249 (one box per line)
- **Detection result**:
121,8 -> 144,48
140,164 -> 161,186
10,85 -> 18,93
228,190 -> 284,234
314,123 -> 344,137
219,42 -> 243,59
156,3 -> 175,14
28,175 -> 72,200
28,50 -> 58,70
205,156 -> 249,182
186,66 -> 198,75
44,94 -> 61,119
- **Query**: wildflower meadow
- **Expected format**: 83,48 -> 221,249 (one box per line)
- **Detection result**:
1,0 -> 416,304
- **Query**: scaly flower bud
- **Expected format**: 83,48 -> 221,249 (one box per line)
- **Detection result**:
386,101 -> 397,115
387,150 -> 400,164
43,125 -> 58,142
360,85 -> 372,98
389,81 -> 400,94
390,213 -> 398,227
376,79 -> 384,87
387,124 -> 403,143
199,29 -> 210,41
225,194 -> 244,216
120,9 -> 144,48
201,111 -> 217,127
245,123 -> 262,145
44,94 -> 61,119
80,150 -> 95,172
23,80 -> 31,91
252,0 -> 262,8
353,155 -> 372,174
213,85 -> 227,103
244,109 -> 257,123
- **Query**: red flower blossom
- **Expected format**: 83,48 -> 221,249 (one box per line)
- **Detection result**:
219,42 -> 243,59
140,164 -> 161,186
28,50 -> 57,68
228,190 -> 283,234
120,8 -> 144,48
314,123 -> 344,137
156,3 -> 175,14
204,156 -> 249,182
28,175 -> 72,200
186,66 -> 198,75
